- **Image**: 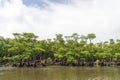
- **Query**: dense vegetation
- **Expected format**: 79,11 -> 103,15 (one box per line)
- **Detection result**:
0,32 -> 120,67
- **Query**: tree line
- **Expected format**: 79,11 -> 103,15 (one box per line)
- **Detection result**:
0,32 -> 120,67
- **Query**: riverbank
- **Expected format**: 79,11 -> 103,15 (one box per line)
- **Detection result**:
0,61 -> 120,68
0,33 -> 120,69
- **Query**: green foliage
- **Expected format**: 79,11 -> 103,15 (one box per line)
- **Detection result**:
87,33 -> 96,43
0,32 -> 120,66
47,57 -> 52,64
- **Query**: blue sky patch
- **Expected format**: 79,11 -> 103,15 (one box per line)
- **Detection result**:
49,0 -> 68,4
22,0 -> 68,8
22,0 -> 48,7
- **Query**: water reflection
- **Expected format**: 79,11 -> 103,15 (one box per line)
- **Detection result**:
0,66 -> 120,80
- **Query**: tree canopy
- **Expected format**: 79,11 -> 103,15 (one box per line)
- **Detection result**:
0,32 -> 120,67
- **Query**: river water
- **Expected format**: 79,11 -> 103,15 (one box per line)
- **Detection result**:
0,66 -> 120,80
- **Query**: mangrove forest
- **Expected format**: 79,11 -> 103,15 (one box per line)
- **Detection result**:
0,32 -> 120,67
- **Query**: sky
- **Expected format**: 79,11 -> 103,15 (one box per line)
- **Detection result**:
0,0 -> 120,42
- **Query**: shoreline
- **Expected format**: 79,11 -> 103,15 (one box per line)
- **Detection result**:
0,61 -> 120,68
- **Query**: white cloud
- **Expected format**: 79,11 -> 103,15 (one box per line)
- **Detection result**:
0,0 -> 120,42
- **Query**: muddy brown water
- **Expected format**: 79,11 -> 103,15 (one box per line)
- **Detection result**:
0,66 -> 120,80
